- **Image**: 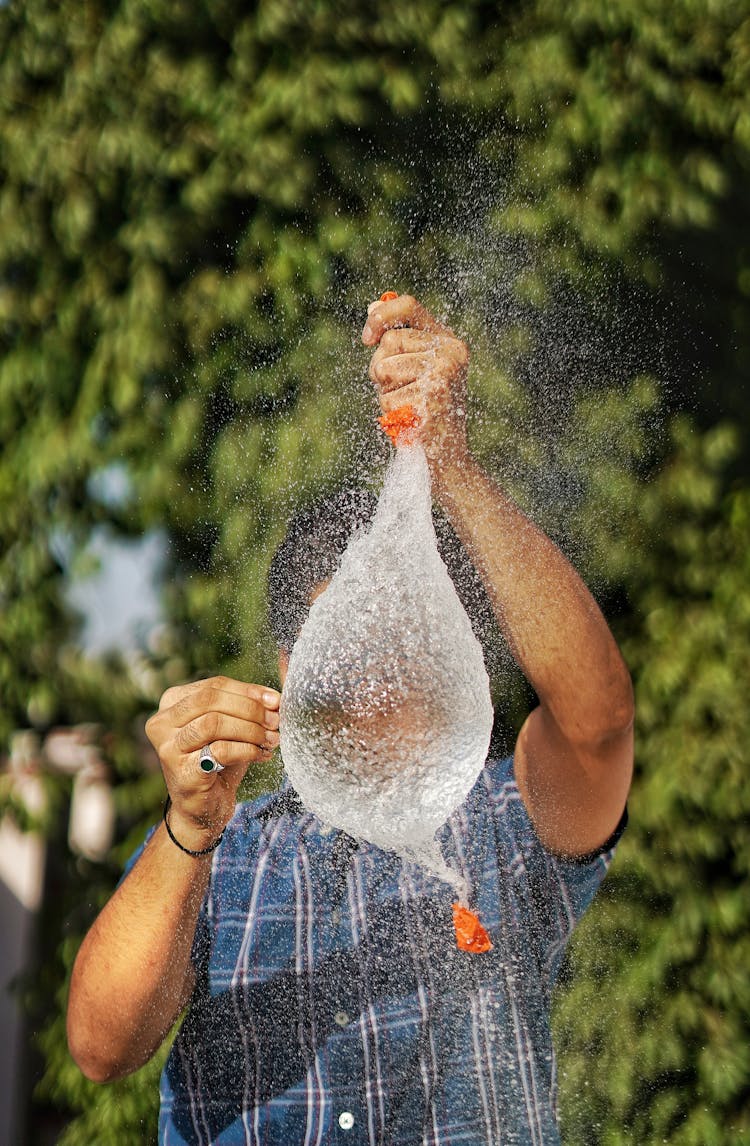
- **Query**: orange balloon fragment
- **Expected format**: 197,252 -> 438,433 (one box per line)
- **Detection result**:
380,290 -> 399,302
378,404 -> 421,446
452,903 -> 493,953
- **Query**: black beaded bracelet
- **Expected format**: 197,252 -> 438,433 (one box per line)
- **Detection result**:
163,795 -> 225,857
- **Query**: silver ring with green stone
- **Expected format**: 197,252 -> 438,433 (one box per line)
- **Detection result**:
199,745 -> 224,774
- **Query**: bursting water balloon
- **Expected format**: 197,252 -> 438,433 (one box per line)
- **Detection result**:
280,412 -> 494,892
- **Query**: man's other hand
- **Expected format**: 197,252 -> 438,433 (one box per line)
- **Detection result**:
145,677 -> 281,851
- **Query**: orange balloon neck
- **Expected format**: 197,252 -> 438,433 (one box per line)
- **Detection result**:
378,404 -> 421,446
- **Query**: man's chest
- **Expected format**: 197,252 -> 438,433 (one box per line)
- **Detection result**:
207,823 -> 464,990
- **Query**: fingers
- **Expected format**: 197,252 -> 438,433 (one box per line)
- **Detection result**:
169,682 -> 279,732
159,676 -> 279,713
361,295 -> 471,468
175,714 -> 279,756
370,334 -> 468,392
195,738 -> 277,768
370,351 -> 441,394
362,294 -> 453,346
146,676 -> 282,778
145,677 -> 281,839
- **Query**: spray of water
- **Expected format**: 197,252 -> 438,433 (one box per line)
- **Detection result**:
280,439 -> 494,899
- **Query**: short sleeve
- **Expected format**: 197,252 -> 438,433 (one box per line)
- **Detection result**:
480,756 -> 627,984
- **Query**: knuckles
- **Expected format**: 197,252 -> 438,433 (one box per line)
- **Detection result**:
144,711 -> 161,746
176,714 -> 215,752
194,684 -> 219,713
379,328 -> 412,353
196,710 -> 222,742
369,337 -> 468,391
158,685 -> 183,710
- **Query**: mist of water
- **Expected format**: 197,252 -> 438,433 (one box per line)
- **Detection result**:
280,440 -> 494,899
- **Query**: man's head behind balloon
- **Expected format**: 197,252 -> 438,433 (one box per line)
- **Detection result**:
267,484 -> 500,670
268,487 -> 377,656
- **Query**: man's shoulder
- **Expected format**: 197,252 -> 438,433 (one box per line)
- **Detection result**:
224,781 -> 305,839
483,754 -> 516,787
447,754 -> 527,849
465,754 -> 518,811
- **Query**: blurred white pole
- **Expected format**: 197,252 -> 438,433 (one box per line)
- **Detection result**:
0,733 -> 46,1146
45,725 -> 115,861
68,765 -> 115,862
0,724 -> 115,1143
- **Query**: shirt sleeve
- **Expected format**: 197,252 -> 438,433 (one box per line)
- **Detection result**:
482,756 -> 627,983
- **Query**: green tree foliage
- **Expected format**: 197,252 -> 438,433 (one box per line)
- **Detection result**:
0,0 -> 748,1140
555,422 -> 750,1144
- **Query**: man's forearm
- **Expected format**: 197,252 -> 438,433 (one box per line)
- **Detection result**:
434,455 -> 634,746
67,823 -> 211,1082
69,675 -> 281,1080
363,292 -> 633,854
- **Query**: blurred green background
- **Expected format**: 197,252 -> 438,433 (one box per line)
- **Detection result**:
0,0 -> 748,1142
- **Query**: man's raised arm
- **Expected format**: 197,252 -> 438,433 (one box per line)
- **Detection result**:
364,294 -> 633,857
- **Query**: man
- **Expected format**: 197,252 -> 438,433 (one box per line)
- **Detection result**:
67,295 -> 634,1144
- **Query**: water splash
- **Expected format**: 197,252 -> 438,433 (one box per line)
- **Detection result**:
280,440 -> 494,897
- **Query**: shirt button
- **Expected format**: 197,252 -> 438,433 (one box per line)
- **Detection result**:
334,1010 -> 350,1027
338,1111 -> 354,1130
331,908 -> 341,927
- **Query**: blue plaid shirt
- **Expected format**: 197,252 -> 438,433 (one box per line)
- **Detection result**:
151,756 -> 624,1145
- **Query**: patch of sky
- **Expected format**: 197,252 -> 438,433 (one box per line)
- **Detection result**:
53,463 -> 166,654
86,462 -> 132,510
65,528 -> 166,655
